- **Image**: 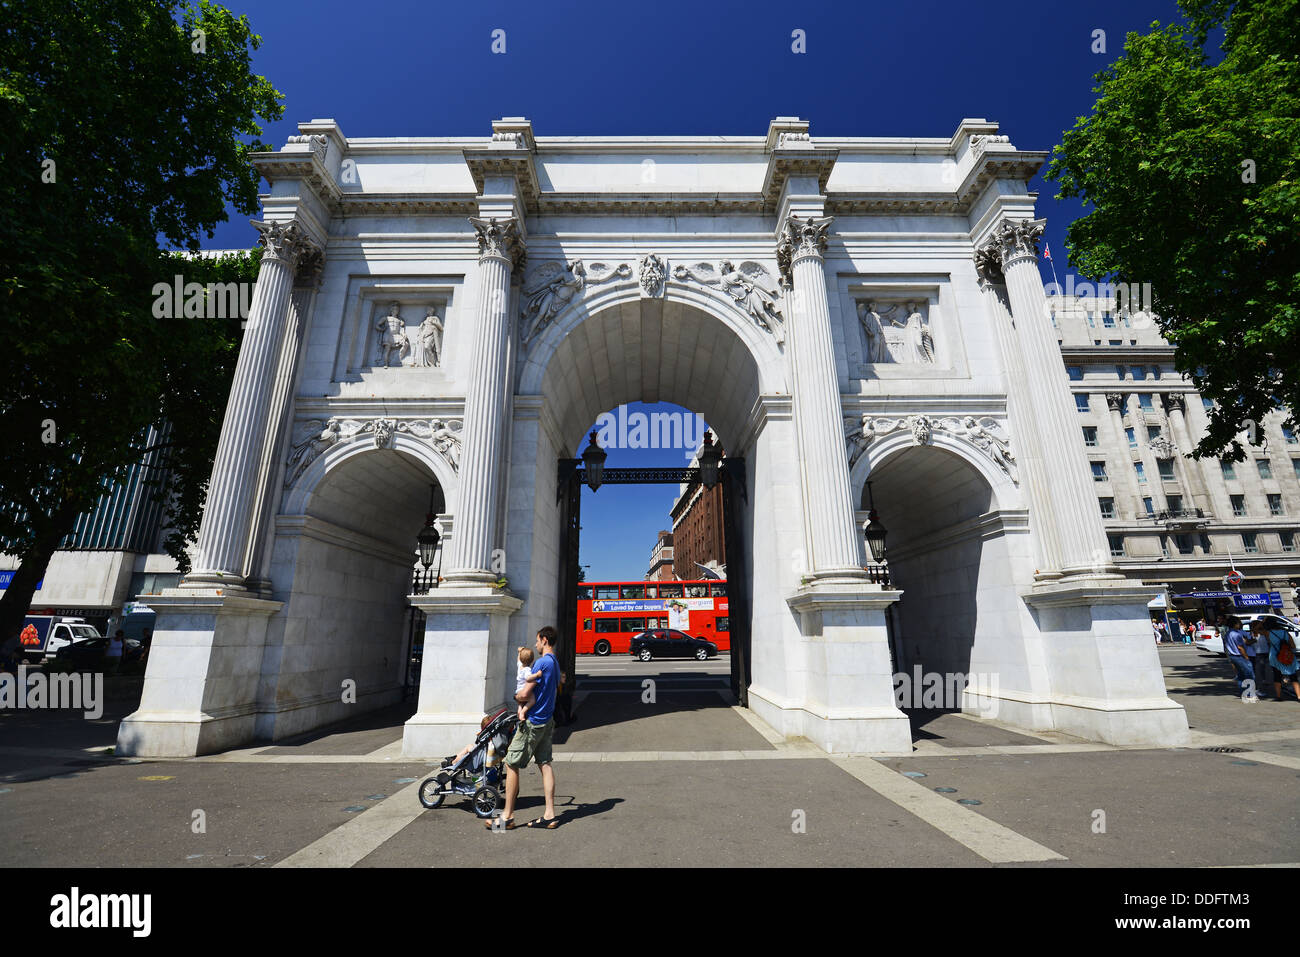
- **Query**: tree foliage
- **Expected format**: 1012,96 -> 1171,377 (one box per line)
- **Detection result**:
0,0 -> 282,639
1045,0 -> 1300,459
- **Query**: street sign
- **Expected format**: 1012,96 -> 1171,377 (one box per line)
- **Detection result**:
1225,570 -> 1244,586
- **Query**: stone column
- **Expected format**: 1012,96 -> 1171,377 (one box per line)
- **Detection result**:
246,253 -> 323,594
979,219 -> 1115,578
186,220 -> 321,590
1164,393 -> 1213,515
777,214 -> 866,580
443,216 -> 523,582
1106,393 -> 1143,520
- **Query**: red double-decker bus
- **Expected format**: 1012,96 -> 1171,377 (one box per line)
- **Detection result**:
575,580 -> 729,655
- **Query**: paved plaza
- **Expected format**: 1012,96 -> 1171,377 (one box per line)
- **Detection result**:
1,648 -> 1296,868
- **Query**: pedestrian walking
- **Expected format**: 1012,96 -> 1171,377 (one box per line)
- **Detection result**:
106,628 -> 125,674
1253,620 -> 1300,702
1223,617 -> 1254,695
487,625 -> 562,830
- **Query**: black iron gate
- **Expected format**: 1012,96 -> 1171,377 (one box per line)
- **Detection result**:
556,458 -> 751,705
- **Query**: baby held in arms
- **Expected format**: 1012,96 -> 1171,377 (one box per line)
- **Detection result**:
515,646 -> 544,721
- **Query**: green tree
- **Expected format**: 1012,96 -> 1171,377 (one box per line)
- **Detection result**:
1045,0 -> 1299,459
0,0 -> 283,642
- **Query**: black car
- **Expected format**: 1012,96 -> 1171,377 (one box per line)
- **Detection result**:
628,629 -> 717,661
54,636 -> 143,668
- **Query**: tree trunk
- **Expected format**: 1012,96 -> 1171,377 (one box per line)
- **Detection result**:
0,499 -> 86,643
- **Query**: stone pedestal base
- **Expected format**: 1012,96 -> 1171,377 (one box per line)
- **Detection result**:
754,582 -> 912,754
402,585 -> 522,757
116,591 -> 282,757
1022,578 -> 1189,747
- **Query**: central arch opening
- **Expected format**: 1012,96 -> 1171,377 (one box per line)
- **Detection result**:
515,294 -> 779,753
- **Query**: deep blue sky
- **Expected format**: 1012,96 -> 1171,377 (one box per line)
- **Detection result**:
210,0 -> 1188,580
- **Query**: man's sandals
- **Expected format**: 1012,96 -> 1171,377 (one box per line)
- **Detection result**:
484,817 -> 517,830
526,815 -> 560,829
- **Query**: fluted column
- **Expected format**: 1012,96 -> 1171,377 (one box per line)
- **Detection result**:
1164,393 -> 1212,515
443,216 -> 523,583
247,253 -> 323,592
1106,393 -> 1142,520
777,215 -> 865,579
978,218 -> 1116,577
187,220 -> 321,589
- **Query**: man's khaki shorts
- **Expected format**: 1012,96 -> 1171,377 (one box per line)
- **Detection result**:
505,718 -> 554,769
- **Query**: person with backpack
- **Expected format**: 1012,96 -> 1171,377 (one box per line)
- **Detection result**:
1251,620 -> 1300,702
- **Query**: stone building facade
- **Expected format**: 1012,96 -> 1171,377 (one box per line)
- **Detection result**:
1050,294 -> 1300,614
647,530 -> 674,581
115,115 -> 1190,759
670,461 -> 727,579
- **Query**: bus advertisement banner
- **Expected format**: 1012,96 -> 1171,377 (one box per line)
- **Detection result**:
591,598 -> 715,614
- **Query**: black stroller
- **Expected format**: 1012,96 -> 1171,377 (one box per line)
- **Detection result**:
418,705 -> 518,818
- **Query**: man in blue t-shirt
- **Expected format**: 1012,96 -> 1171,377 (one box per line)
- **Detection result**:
489,626 -> 562,830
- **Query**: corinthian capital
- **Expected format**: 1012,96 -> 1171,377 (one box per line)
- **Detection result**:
993,218 -> 1046,265
252,219 -> 319,268
776,214 -> 833,286
470,216 -> 524,268
1163,392 -> 1186,413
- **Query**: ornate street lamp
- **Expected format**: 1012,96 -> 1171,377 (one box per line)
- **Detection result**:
416,485 -> 441,590
698,430 -> 722,490
862,480 -> 888,564
582,430 -> 607,492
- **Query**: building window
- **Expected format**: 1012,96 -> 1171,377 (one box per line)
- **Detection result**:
1257,458 -> 1273,480
1099,497 -> 1115,518
1242,532 -> 1259,554
1202,397 -> 1213,411
1092,462 -> 1109,482
1083,427 -> 1098,447
1157,459 -> 1176,481
1160,536 -> 1171,558
1075,394 -> 1090,412
1294,459 -> 1300,480
1067,366 -> 1083,381
1108,534 -> 1126,557
1139,394 -> 1154,410
1109,339 -> 1123,346
1147,425 -> 1162,441
1166,494 -> 1183,513
1268,493 -> 1284,516
1284,426 -> 1298,445
1103,314 -> 1115,328
1282,532 -> 1296,553
1131,366 -> 1146,381
1151,367 -> 1161,380
1086,312 -> 1096,327
1122,314 -> 1132,328
1175,534 -> 1194,555
1134,462 -> 1146,483
1143,497 -> 1154,516
1231,494 -> 1247,516
1126,427 -> 1137,449
1114,364 -> 1126,379
1221,460 -> 1236,480
1200,533 -> 1213,553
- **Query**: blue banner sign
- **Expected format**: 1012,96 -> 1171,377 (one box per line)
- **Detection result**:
0,571 -> 41,590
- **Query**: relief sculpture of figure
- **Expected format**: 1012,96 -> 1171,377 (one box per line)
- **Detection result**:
521,260 -> 586,345
428,418 -> 463,470
903,301 -> 936,364
844,414 -> 876,467
285,418 -> 341,487
413,306 -> 443,367
962,416 -> 1015,478
375,302 -> 410,367
719,261 -> 784,343
857,301 -> 891,364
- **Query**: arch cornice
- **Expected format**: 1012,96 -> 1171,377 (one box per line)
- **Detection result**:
283,430 -> 456,517
516,273 -> 789,396
849,428 -> 1022,514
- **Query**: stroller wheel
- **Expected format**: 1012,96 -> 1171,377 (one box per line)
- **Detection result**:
472,785 -> 501,819
418,777 -> 447,809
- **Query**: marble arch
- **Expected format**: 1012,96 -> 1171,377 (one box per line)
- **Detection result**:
118,115 -> 1188,758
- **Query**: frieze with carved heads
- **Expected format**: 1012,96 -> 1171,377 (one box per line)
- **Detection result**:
639,254 -> 666,298
519,259 -> 633,346
285,416 -> 464,486
844,413 -> 1018,484
671,260 -> 785,343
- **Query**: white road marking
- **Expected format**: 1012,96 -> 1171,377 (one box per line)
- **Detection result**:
275,777 -> 430,868
831,756 -> 1068,864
